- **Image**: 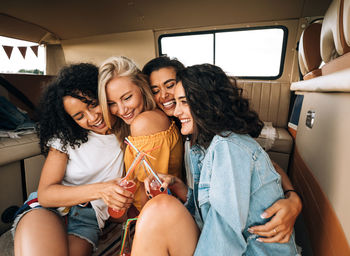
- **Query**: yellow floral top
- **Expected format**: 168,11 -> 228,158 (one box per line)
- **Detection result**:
124,121 -> 183,211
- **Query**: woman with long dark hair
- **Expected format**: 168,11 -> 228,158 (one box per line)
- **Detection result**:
131,64 -> 299,255
142,56 -> 302,244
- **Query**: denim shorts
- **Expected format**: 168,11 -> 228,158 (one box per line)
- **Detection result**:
12,201 -> 100,250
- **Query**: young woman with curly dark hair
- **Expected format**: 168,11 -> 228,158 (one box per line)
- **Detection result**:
12,63 -> 132,256
130,64 -> 299,256
142,56 -> 302,245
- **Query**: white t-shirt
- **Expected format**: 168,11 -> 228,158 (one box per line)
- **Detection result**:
48,131 -> 124,229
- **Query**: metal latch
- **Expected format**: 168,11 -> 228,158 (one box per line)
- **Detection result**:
306,110 -> 315,128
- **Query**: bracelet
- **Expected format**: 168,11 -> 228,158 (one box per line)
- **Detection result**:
284,189 -> 303,202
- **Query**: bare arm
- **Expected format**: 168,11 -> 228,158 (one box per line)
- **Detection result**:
37,148 -> 133,210
273,161 -> 294,191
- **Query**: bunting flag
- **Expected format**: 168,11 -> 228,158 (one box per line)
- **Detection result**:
30,45 -> 39,57
18,46 -> 27,59
2,45 -> 13,59
1,45 -> 40,60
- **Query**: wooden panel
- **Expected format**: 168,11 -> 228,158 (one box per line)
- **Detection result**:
0,162 -> 23,234
24,154 -> 45,196
237,80 -> 290,127
290,147 -> 350,256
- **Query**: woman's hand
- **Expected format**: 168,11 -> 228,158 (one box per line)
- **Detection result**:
144,173 -> 188,202
99,178 -> 134,211
248,191 -> 302,243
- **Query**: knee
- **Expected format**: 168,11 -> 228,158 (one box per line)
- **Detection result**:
141,194 -> 183,217
136,195 -> 186,229
15,209 -> 63,235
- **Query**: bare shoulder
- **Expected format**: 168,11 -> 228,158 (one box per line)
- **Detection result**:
130,109 -> 171,136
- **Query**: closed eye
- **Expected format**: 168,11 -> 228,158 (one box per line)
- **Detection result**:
152,89 -> 160,95
74,113 -> 84,121
151,86 -> 159,95
166,82 -> 175,89
124,95 -> 132,101
89,101 -> 98,108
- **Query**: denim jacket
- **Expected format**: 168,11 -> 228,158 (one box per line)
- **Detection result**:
185,133 -> 299,256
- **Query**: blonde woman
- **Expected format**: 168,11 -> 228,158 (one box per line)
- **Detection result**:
98,56 -> 183,213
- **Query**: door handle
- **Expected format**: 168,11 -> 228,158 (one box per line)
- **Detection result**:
306,110 -> 315,128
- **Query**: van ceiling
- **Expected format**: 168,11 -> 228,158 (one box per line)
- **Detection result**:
1,0 -> 331,43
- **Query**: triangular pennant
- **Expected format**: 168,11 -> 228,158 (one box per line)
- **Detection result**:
2,45 -> 13,59
18,46 -> 27,59
30,45 -> 39,57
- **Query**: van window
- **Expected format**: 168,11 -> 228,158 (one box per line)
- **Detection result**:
0,36 -> 46,74
159,26 -> 288,79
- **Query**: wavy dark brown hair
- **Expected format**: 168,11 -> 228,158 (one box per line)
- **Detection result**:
176,64 -> 263,149
142,56 -> 185,77
38,63 -> 99,154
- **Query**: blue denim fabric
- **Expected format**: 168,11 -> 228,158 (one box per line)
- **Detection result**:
12,192 -> 100,250
185,133 -> 299,256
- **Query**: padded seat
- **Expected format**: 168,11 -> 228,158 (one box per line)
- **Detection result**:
298,22 -> 323,80
255,127 -> 293,154
271,127 -> 293,154
0,133 -> 40,166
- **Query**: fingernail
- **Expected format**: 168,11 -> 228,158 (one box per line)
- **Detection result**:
148,195 -> 152,199
160,187 -> 164,192
146,190 -> 150,194
248,228 -> 254,233
256,238 -> 263,242
260,212 -> 268,219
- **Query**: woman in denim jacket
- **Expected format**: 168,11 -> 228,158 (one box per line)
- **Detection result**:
131,64 -> 300,255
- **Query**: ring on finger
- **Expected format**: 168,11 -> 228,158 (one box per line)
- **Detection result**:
273,228 -> 277,233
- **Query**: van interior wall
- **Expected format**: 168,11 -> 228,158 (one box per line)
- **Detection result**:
290,91 -> 350,255
60,30 -> 156,68
46,44 -> 66,76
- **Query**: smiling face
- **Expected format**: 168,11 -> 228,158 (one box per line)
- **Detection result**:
174,82 -> 194,135
106,76 -> 144,125
149,67 -> 177,116
63,96 -> 111,135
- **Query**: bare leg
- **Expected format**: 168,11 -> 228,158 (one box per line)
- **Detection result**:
14,209 -> 69,256
68,235 -> 93,256
132,194 -> 199,256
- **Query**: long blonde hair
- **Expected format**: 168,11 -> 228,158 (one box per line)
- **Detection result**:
98,56 -> 156,146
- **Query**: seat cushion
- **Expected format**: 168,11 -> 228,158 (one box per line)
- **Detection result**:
256,127 -> 293,154
270,128 -> 293,154
0,133 -> 40,166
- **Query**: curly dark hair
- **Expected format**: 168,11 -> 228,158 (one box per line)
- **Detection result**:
142,56 -> 185,76
176,64 -> 263,149
38,63 -> 99,154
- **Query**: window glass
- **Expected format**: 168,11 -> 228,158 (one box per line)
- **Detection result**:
215,28 -> 285,77
160,34 -> 213,67
159,27 -> 287,79
0,36 -> 46,74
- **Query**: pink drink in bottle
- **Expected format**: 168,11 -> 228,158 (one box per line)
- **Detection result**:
108,179 -> 136,219
149,178 -> 166,197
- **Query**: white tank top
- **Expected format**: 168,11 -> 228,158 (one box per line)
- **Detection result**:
48,131 -> 124,229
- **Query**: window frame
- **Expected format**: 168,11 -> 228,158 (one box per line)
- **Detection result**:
158,25 -> 289,80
